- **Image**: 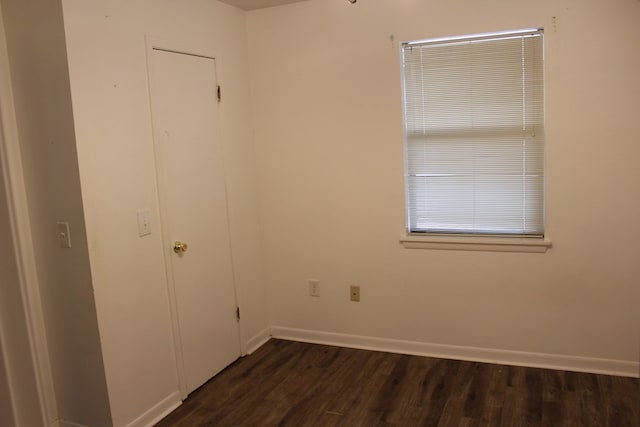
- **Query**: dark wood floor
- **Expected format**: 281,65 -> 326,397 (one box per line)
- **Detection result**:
156,339 -> 640,427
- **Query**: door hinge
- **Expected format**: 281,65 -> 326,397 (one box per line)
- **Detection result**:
236,306 -> 240,322
217,85 -> 221,102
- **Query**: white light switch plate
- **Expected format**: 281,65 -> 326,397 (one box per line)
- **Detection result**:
308,279 -> 320,297
57,221 -> 71,248
137,209 -> 151,237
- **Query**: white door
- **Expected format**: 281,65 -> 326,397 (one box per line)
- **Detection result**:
147,45 -> 240,395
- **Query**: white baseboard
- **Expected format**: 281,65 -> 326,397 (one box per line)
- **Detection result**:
56,421 -> 89,427
51,392 -> 181,427
271,326 -> 640,378
245,327 -> 272,355
125,390 -> 181,427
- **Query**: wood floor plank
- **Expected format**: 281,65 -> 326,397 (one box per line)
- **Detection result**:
155,339 -> 640,427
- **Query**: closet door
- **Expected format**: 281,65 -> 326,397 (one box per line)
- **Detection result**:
148,45 -> 240,395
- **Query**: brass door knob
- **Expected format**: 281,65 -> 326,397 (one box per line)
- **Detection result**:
173,241 -> 188,253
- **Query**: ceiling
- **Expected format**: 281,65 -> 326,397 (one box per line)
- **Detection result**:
218,0 -> 309,11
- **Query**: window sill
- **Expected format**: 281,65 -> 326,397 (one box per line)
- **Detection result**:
400,234 -> 551,253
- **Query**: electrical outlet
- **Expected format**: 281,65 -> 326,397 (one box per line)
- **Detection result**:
350,285 -> 360,302
308,280 -> 320,297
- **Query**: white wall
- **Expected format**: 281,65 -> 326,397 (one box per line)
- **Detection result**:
61,0 -> 268,425
247,0 -> 640,374
1,0 -> 112,425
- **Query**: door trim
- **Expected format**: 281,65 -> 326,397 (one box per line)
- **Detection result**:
144,36 -> 242,398
0,8 -> 57,425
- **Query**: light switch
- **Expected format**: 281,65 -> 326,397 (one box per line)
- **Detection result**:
57,221 -> 71,248
137,209 -> 151,237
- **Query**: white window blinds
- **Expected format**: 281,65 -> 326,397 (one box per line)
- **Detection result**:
402,29 -> 545,236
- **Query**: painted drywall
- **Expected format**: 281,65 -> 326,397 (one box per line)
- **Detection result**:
0,0 -> 112,425
247,0 -> 640,370
61,0 -> 268,424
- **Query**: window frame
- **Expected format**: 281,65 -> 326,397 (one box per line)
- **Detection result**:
399,28 -> 550,252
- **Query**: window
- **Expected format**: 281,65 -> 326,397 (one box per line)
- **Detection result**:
401,29 -> 545,238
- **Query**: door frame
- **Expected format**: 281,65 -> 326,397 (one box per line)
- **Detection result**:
0,7 -> 57,425
144,36 -> 242,399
